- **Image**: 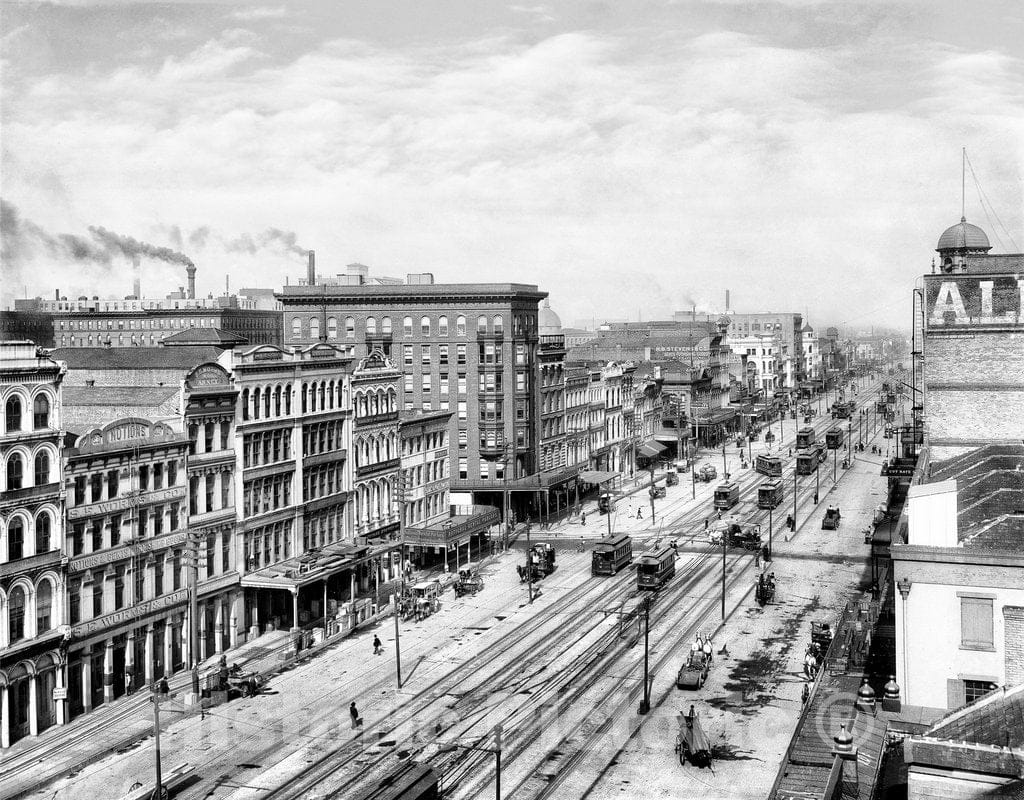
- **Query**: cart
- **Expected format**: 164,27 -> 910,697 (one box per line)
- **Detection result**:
755,572 -> 776,606
822,507 -> 842,530
454,567 -> 484,597
697,464 -> 717,483
676,650 -> 709,690
650,485 -> 667,499
226,670 -> 263,698
811,620 -> 834,655
665,471 -> 679,487
675,706 -> 713,767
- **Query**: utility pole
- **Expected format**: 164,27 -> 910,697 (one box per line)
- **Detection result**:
526,524 -> 533,603
721,435 -> 727,478
648,462 -> 656,524
186,533 -> 199,674
792,470 -> 798,533
721,518 -> 727,620
394,469 -> 405,689
638,595 -> 651,714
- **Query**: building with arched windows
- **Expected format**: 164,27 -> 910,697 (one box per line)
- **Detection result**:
0,341 -> 67,748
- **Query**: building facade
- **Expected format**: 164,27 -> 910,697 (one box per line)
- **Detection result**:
63,418 -> 191,719
0,342 -> 66,747
721,312 -> 804,387
277,277 -> 547,519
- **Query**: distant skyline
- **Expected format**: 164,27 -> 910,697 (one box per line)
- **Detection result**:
2,0 -> 1023,331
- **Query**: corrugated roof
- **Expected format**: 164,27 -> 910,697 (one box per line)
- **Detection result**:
161,327 -> 247,345
52,346 -> 225,370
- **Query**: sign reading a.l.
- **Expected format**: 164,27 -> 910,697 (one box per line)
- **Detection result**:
926,275 -> 1024,330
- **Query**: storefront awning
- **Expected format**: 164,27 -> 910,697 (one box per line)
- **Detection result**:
404,505 -> 500,548
578,469 -> 620,485
638,441 -> 667,458
241,542 -> 371,590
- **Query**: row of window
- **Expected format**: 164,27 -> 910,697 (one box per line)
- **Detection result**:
188,472 -> 232,516
401,430 -> 446,457
292,314 -> 512,340
188,420 -> 231,454
302,421 -> 344,457
69,503 -> 184,555
304,463 -> 345,500
3,394 -> 51,432
245,521 -> 293,571
242,474 -> 293,518
302,507 -> 344,553
60,317 -> 218,331
2,514 -> 53,562
71,460 -> 180,506
243,429 -> 292,468
4,450 -> 53,491
4,581 -> 55,644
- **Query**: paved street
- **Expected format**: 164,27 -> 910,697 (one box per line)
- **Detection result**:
4,382 -> 896,800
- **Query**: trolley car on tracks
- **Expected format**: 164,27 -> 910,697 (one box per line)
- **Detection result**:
591,533 -> 633,576
637,546 -> 676,590
713,481 -> 740,510
754,454 -> 783,477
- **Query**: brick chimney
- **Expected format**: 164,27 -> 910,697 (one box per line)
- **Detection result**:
307,250 -> 316,286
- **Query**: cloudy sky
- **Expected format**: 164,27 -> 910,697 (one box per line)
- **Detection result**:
2,0 -> 1023,330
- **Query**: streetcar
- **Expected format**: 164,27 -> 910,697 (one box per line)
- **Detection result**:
757,479 -> 783,509
348,761 -> 438,800
755,454 -> 783,477
591,533 -> 633,576
713,481 -> 740,510
825,428 -> 844,449
796,446 -> 825,475
637,546 -> 676,590
598,492 -> 616,514
795,427 -> 816,451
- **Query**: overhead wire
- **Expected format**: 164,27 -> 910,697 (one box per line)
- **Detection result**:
965,151 -> 1020,251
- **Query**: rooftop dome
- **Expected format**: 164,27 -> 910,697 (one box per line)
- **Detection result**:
936,217 -> 992,252
539,300 -> 562,335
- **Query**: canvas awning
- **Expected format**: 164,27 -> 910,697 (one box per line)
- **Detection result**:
638,440 -> 667,458
578,469 -> 620,485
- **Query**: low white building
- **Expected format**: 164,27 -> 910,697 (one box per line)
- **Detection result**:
724,332 -> 780,393
892,444 -> 1024,712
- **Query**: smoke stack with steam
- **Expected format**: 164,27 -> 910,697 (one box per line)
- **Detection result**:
187,264 -> 196,299
307,250 -> 316,286
132,255 -> 141,298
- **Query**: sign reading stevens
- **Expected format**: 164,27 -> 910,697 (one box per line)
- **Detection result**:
925,275 -> 1024,330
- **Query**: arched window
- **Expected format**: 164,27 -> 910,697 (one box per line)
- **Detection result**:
309,317 -> 320,341
403,316 -> 413,337
241,388 -> 250,421
7,453 -> 24,490
438,315 -> 449,336
381,316 -> 392,335
493,315 -> 504,335
345,317 -> 355,338
274,386 -> 282,416
421,316 -> 431,336
252,387 -> 261,420
284,384 -> 292,415
366,316 -> 377,335
5,395 -> 22,432
34,450 -> 50,485
36,580 -> 52,633
32,395 -> 51,427
8,517 -> 25,561
326,317 -> 338,340
8,585 -> 26,641
291,318 -> 302,339
456,315 -> 466,336
36,513 -> 51,553
477,315 -> 487,334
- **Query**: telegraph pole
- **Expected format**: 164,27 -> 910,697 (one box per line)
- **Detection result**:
792,470 -> 798,533
394,469 -> 405,689
721,519 -> 727,620
638,596 -> 651,714
648,462 -> 656,524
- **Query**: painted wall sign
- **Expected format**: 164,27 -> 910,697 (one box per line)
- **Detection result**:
252,348 -> 284,361
68,530 -> 188,571
68,486 -> 186,520
925,275 -> 1024,330
71,587 -> 188,638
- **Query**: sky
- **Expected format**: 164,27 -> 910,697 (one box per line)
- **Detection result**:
2,0 -> 1023,331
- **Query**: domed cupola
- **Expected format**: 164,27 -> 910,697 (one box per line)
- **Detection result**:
539,300 -> 563,335
936,217 -> 992,273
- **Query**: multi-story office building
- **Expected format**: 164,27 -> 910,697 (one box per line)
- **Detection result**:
720,312 -> 804,387
278,271 -> 547,520
564,366 -> 591,472
538,303 -> 567,473
233,343 -> 355,639
0,342 -> 66,747
182,362 -> 241,662
350,351 -> 401,544
63,417 -> 191,717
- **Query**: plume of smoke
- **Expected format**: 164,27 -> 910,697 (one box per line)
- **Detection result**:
1,198 -> 112,265
88,225 -> 194,267
188,226 -> 211,249
225,227 -> 306,258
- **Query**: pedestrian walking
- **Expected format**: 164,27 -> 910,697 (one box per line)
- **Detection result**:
581,511 -> 586,527
125,671 -> 133,696
373,635 -> 383,656
702,636 -> 713,664
754,548 -> 760,568
159,676 -> 169,695
577,535 -> 585,553
636,507 -> 643,520
350,701 -> 362,729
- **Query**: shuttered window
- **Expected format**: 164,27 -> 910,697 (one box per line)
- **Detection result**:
960,596 -> 994,649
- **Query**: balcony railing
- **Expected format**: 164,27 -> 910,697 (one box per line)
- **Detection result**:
476,330 -> 505,341
0,481 -> 60,508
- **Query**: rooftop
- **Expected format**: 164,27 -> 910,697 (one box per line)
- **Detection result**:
63,386 -> 180,407
925,682 -> 1024,748
926,444 -> 1024,551
52,346 -> 227,371
277,282 -> 546,301
160,327 -> 248,347
936,217 -> 992,252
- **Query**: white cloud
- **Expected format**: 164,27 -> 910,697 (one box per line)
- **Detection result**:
2,18 -> 1023,328
229,6 -> 287,22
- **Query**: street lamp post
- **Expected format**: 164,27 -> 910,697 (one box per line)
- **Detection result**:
792,469 -> 798,533
438,724 -> 503,800
721,518 -> 727,620
648,461 -> 656,525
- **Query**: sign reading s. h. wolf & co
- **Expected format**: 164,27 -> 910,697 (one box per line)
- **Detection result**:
925,275 -> 1024,331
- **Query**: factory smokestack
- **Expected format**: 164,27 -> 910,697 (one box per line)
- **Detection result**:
307,250 -> 316,286
186,263 -> 197,300
132,255 -> 141,299
726,289 -> 730,312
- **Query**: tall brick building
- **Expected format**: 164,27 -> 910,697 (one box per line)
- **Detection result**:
278,271 -> 548,520
892,215 -> 1024,711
